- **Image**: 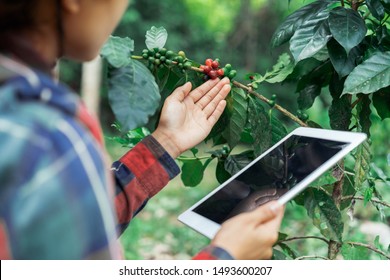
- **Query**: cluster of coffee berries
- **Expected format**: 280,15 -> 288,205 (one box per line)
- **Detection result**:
200,58 -> 237,80
142,48 -> 192,72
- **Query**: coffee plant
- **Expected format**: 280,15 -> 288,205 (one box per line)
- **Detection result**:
101,0 -> 390,260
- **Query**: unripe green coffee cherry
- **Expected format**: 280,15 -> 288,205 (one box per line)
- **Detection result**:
178,51 -> 186,58
228,70 -> 237,79
184,61 -> 192,69
300,113 -> 309,121
160,48 -> 167,56
166,50 -> 174,58
175,56 -> 184,63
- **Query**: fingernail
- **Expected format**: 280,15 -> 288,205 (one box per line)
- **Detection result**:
269,201 -> 282,214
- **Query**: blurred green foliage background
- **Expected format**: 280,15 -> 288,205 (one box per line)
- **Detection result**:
60,0 -> 390,259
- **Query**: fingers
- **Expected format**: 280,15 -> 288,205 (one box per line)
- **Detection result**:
203,83 -> 231,118
188,79 -> 220,103
250,201 -> 283,227
170,82 -> 192,102
191,78 -> 231,108
207,100 -> 227,127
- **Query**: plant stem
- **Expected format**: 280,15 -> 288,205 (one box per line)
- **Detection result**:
177,155 -> 211,161
351,96 -> 363,109
232,81 -> 309,127
131,55 -> 143,60
332,163 -> 345,209
341,0 -> 345,7
328,240 -> 342,260
277,236 -> 330,245
341,196 -> 390,208
351,0 -> 361,11
295,255 -> 330,260
347,242 -> 390,260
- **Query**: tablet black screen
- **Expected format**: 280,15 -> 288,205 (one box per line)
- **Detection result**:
193,135 -> 348,224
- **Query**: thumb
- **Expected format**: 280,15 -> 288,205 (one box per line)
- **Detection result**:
251,201 -> 282,226
171,82 -> 192,102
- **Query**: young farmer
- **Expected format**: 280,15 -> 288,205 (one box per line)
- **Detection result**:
0,0 -> 284,259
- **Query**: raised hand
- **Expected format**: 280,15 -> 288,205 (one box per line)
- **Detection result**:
152,77 -> 231,158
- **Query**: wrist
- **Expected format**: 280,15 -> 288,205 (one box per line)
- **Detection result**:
151,129 -> 181,159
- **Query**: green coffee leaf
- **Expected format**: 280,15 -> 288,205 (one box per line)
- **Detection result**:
222,88 -> 248,149
340,173 -> 356,210
366,0 -> 385,20
296,61 -> 332,110
145,26 -> 168,50
353,141 -> 371,191
357,95 -> 372,137
372,86 -> 390,120
216,159 -> 231,184
272,249 -> 288,260
309,170 -> 338,187
329,95 -> 352,131
109,126 -> 150,148
341,243 -> 370,260
270,116 -> 287,144
328,7 -> 367,55
327,39 -> 360,78
271,0 -> 336,47
101,36 -> 134,68
224,151 -> 254,175
108,60 -> 160,131
278,243 -> 298,259
304,189 -> 344,241
290,10 -> 332,62
263,53 -> 295,83
370,163 -> 390,186
248,97 -> 272,156
343,51 -> 390,95
181,159 -> 204,187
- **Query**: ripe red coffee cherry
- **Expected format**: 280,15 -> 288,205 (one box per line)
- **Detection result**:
205,58 -> 213,67
208,70 -> 218,80
217,68 -> 224,77
203,65 -> 212,74
211,60 -> 220,69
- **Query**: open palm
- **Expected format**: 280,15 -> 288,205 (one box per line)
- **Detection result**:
152,78 -> 231,158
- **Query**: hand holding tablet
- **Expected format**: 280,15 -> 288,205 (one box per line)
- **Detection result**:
179,127 -> 366,239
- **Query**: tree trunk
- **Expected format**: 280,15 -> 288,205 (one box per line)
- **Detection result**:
81,56 -> 102,115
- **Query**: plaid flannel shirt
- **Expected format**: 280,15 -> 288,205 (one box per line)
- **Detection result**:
0,55 -> 233,260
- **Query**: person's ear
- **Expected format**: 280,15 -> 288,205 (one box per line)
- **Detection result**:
60,0 -> 81,14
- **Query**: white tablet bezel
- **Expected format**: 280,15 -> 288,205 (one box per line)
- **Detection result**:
178,127 -> 366,239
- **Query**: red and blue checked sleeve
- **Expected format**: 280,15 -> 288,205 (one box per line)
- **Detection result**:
0,220 -> 11,259
111,136 -> 235,260
112,135 -> 180,233
193,245 -> 235,260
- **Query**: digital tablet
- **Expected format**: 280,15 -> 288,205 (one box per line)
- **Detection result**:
178,127 -> 366,239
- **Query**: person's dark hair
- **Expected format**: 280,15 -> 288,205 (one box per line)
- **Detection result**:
0,0 -> 37,31
0,0 -> 64,72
